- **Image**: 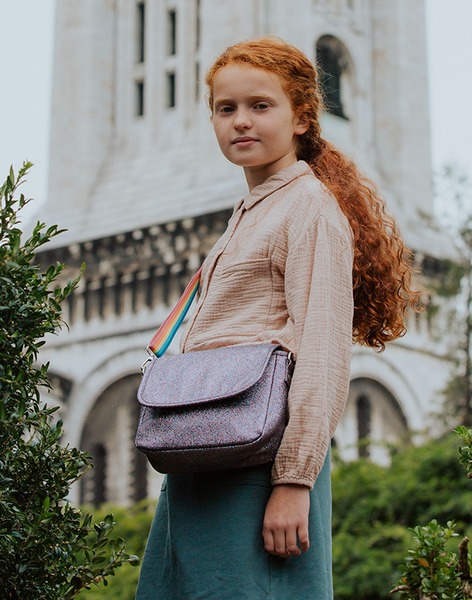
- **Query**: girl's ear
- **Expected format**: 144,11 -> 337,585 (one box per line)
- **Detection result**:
295,114 -> 309,135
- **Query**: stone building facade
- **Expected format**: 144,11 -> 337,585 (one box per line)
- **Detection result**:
38,0 -> 451,505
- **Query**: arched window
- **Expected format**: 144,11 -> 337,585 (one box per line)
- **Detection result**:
356,395 -> 371,458
336,378 -> 409,464
315,35 -> 353,120
92,443 -> 107,505
80,374 -> 147,505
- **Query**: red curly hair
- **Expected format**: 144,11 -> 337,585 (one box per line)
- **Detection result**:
206,37 -> 420,350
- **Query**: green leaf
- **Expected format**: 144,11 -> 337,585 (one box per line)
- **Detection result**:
0,165 -> 132,600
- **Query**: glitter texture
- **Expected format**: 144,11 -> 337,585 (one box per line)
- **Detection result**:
135,344 -> 292,473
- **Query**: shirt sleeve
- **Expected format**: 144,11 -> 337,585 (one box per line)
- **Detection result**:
271,215 -> 354,488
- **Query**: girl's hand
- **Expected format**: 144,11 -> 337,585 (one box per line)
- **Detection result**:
262,484 -> 310,558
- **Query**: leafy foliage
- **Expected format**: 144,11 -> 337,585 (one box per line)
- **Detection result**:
0,164 -> 139,599
456,426 -> 472,478
393,520 -> 472,600
77,501 -> 156,599
391,427 -> 472,599
331,434 -> 472,600
392,520 -> 464,599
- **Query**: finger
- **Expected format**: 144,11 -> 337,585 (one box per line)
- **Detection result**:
273,528 -> 289,558
285,528 -> 301,557
262,526 -> 275,555
298,522 -> 310,552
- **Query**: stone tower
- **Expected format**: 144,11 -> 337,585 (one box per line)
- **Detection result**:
38,0 -> 450,505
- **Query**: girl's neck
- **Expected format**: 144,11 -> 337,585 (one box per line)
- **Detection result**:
244,156 -> 299,191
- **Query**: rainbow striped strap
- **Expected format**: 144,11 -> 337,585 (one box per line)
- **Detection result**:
147,267 -> 202,358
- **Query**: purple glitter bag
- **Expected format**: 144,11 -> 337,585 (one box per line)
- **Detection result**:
135,344 -> 292,473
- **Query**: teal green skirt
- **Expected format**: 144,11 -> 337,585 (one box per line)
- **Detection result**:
136,450 -> 332,599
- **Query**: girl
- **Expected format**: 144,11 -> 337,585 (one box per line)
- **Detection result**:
136,37 -> 418,599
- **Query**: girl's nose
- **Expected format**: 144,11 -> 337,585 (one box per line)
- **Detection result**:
233,109 -> 252,130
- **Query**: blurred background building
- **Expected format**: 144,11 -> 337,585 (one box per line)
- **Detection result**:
38,0 -> 451,505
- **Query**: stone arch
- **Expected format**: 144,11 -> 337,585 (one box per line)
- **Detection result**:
79,373 -> 148,506
315,34 -> 355,120
62,345 -> 151,449
335,376 -> 409,465
61,341 -> 177,504
350,350 -> 423,425
333,348 -> 422,465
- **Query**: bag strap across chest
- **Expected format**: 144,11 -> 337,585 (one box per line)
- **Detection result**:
147,267 -> 202,359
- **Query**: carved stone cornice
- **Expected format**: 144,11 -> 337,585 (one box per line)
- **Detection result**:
37,210 -> 232,325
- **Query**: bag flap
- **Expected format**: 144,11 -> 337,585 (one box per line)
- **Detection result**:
138,344 -> 280,408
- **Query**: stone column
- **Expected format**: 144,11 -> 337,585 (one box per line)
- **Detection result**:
48,0 -> 116,218
370,0 -> 433,224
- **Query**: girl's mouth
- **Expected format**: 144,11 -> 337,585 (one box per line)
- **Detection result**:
233,137 -> 257,145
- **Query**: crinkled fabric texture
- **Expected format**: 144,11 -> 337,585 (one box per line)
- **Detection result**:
180,161 -> 353,488
135,450 -> 332,600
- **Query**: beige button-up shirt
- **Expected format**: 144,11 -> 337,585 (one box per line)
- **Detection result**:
181,161 -> 354,488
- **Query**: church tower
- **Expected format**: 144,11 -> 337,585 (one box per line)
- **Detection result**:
38,0 -> 450,505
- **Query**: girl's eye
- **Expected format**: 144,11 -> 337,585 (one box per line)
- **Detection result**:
216,105 -> 234,114
254,103 -> 269,110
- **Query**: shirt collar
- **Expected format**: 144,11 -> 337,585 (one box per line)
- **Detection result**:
241,161 -> 312,210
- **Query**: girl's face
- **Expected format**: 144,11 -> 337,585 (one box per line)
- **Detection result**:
211,64 -> 308,190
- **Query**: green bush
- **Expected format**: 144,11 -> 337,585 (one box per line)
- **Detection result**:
0,164 -> 138,599
333,523 -> 412,600
332,434 -> 472,599
392,520 -> 466,599
456,425 -> 472,478
391,428 -> 472,599
381,434 -> 472,527
77,501 -> 156,599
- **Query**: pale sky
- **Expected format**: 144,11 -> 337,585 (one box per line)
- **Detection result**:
0,0 -> 471,211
